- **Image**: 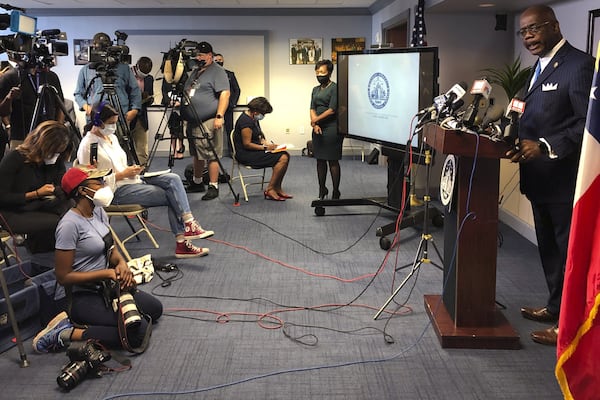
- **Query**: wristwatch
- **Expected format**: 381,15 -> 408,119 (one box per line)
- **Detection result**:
216,114 -> 223,119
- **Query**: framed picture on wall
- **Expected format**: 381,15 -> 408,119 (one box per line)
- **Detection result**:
289,38 -> 323,65
588,8 -> 600,56
331,37 -> 366,64
73,39 -> 92,65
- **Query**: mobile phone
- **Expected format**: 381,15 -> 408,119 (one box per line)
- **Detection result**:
90,143 -> 98,165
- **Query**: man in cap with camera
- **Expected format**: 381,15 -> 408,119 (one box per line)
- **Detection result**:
181,41 -> 230,200
74,32 -> 141,160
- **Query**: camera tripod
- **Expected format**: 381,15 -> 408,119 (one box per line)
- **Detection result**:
146,86 -> 184,170
98,82 -> 141,166
30,83 -> 82,144
84,74 -> 140,166
373,146 -> 443,320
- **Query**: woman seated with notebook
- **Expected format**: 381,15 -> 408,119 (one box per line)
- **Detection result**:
76,101 -> 212,259
232,96 -> 292,201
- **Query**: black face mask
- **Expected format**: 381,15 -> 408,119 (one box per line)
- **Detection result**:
317,75 -> 329,85
215,61 -> 224,67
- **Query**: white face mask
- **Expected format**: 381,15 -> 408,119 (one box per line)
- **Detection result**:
44,153 -> 61,165
254,114 -> 265,121
85,186 -> 114,208
101,123 -> 117,136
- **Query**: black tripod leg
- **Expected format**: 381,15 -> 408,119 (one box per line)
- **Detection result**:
146,103 -> 176,170
99,88 -> 141,166
30,84 -> 82,142
0,241 -> 29,367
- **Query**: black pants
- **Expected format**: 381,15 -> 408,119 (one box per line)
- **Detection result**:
0,210 -> 62,253
531,202 -> 572,315
0,127 -> 7,161
70,290 -> 163,349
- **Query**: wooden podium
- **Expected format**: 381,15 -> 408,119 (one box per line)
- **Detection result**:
422,123 -> 520,349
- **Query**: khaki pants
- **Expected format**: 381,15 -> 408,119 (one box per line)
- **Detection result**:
130,120 -> 149,166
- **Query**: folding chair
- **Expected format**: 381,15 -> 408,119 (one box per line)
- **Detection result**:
104,204 -> 159,261
230,130 -> 267,202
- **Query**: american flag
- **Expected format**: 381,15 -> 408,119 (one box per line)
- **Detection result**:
555,48 -> 600,399
410,0 -> 427,47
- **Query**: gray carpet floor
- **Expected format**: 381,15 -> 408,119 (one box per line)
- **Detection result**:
0,154 -> 562,399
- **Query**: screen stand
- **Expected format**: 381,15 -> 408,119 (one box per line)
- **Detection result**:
310,146 -> 441,250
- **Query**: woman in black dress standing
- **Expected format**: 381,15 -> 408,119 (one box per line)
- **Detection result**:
310,59 -> 342,199
232,96 -> 292,201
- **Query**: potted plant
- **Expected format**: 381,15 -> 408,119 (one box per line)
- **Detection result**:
481,57 -> 532,99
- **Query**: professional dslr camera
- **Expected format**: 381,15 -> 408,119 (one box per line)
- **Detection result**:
88,31 -> 132,83
0,8 -> 67,69
56,341 -> 111,391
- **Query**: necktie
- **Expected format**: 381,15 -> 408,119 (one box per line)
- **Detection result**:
530,61 -> 541,89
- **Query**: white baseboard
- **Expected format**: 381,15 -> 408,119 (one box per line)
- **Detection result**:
499,209 -> 537,245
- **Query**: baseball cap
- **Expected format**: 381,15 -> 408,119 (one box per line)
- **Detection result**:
196,41 -> 213,54
62,166 -> 112,196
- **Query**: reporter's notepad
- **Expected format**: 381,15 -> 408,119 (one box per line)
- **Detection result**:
267,144 -> 295,153
142,169 -> 171,178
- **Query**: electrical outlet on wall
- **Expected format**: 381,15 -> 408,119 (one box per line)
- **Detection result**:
298,126 -> 305,135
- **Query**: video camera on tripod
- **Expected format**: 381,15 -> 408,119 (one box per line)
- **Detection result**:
161,39 -> 204,92
88,31 -> 132,83
88,30 -> 131,80
0,8 -> 68,70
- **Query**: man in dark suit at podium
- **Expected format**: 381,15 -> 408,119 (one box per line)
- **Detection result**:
508,5 -> 594,345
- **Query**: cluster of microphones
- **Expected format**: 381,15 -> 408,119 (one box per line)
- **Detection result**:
417,78 -> 526,146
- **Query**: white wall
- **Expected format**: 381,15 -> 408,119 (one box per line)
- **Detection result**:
31,13 -> 372,153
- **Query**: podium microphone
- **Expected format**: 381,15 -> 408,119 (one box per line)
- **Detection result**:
462,78 -> 492,128
416,81 -> 468,120
479,105 -> 504,137
441,82 -> 468,114
503,97 -> 525,143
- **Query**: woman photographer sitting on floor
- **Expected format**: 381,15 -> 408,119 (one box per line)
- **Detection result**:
32,166 -> 163,353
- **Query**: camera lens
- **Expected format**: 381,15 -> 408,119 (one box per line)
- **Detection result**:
57,360 -> 88,390
119,292 -> 142,328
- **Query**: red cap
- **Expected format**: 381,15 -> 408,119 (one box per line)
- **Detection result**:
61,166 -> 111,195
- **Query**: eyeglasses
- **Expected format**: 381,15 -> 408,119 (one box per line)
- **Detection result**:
517,21 -> 551,37
84,178 -> 105,187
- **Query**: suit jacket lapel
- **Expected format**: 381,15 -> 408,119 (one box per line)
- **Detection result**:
525,42 -> 570,98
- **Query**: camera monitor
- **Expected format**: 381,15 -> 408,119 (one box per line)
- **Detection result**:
337,47 -> 439,151
10,11 -> 37,35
